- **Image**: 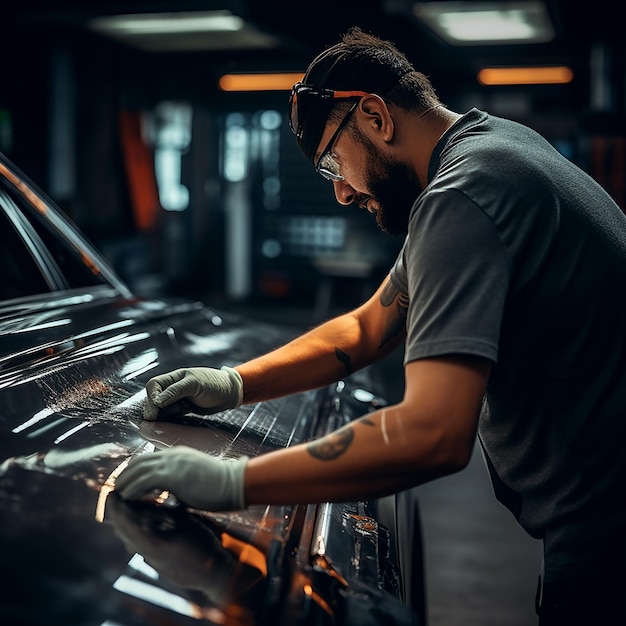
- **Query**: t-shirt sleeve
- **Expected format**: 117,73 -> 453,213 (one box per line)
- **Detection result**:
391,189 -> 509,365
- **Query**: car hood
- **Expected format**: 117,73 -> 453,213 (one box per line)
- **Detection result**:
0,291 -> 414,626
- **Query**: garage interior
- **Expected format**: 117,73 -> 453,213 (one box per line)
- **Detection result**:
2,1 -> 623,624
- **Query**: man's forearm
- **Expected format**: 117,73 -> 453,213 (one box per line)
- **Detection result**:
236,311 -> 391,403
243,356 -> 487,505
235,276 -> 407,404
243,400 -> 469,505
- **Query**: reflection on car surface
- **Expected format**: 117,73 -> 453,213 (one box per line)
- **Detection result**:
0,151 -> 423,626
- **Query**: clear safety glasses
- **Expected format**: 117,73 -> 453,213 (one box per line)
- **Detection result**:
314,101 -> 359,182
288,82 -> 369,181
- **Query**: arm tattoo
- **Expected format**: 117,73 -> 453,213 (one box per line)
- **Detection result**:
380,279 -> 399,307
379,280 -> 408,348
335,348 -> 353,374
307,425 -> 354,460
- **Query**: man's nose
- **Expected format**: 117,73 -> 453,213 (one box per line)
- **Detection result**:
333,180 -> 357,206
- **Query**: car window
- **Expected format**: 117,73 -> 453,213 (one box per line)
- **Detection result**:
0,199 -> 49,300
22,204 -> 110,290
0,158 -> 128,301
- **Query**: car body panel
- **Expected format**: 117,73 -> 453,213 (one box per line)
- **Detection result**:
0,151 -> 419,625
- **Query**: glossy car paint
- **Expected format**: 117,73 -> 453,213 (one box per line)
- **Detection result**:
0,152 -> 419,626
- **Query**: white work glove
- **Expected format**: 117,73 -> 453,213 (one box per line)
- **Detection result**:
143,366 -> 243,421
115,446 -> 248,511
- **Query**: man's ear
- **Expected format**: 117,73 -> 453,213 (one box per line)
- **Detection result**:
358,94 -> 394,141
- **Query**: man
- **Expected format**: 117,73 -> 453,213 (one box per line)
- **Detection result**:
116,27 -> 626,625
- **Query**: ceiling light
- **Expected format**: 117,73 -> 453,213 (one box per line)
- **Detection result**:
89,10 -> 244,36
413,1 -> 555,45
218,73 -> 304,92
87,10 -> 280,52
478,66 -> 573,85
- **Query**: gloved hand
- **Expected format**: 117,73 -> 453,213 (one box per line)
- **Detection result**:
115,446 -> 248,511
143,366 -> 243,421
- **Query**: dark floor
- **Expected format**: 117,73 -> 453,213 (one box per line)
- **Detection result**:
222,300 -> 543,626
417,442 -> 542,626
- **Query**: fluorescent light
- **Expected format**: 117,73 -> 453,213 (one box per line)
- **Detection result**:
86,9 -> 280,52
218,73 -> 305,92
89,10 -> 244,36
413,1 -> 555,45
478,66 -> 573,85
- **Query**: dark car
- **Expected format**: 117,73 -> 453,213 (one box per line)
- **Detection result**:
0,151 -> 424,626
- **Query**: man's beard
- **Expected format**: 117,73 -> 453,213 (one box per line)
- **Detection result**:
368,160 -> 421,235
356,134 -> 422,236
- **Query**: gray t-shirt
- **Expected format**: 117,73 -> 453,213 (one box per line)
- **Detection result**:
390,108 -> 626,581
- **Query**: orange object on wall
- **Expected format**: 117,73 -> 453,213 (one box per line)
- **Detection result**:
118,110 -> 160,231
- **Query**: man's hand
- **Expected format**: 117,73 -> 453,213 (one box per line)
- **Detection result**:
143,366 -> 243,421
115,446 -> 248,511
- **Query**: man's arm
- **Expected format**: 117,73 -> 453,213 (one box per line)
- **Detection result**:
236,274 -> 407,403
244,354 -> 490,504
142,275 -> 406,419
118,353 -> 491,508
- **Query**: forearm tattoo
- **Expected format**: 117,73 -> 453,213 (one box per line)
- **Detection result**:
335,347 -> 353,374
379,280 -> 408,348
307,425 -> 354,460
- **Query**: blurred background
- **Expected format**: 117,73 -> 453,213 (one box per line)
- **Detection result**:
2,0 -> 624,317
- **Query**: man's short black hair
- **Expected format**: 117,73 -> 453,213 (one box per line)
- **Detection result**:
295,27 -> 418,163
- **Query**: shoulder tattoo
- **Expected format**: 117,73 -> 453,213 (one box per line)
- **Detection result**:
307,425 -> 354,460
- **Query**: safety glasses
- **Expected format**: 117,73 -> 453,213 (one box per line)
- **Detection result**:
315,101 -> 359,182
288,82 -> 370,139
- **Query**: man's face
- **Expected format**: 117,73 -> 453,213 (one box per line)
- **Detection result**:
352,131 -> 422,236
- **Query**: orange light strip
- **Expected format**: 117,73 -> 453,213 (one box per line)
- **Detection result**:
477,66 -> 574,86
218,72 -> 304,92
